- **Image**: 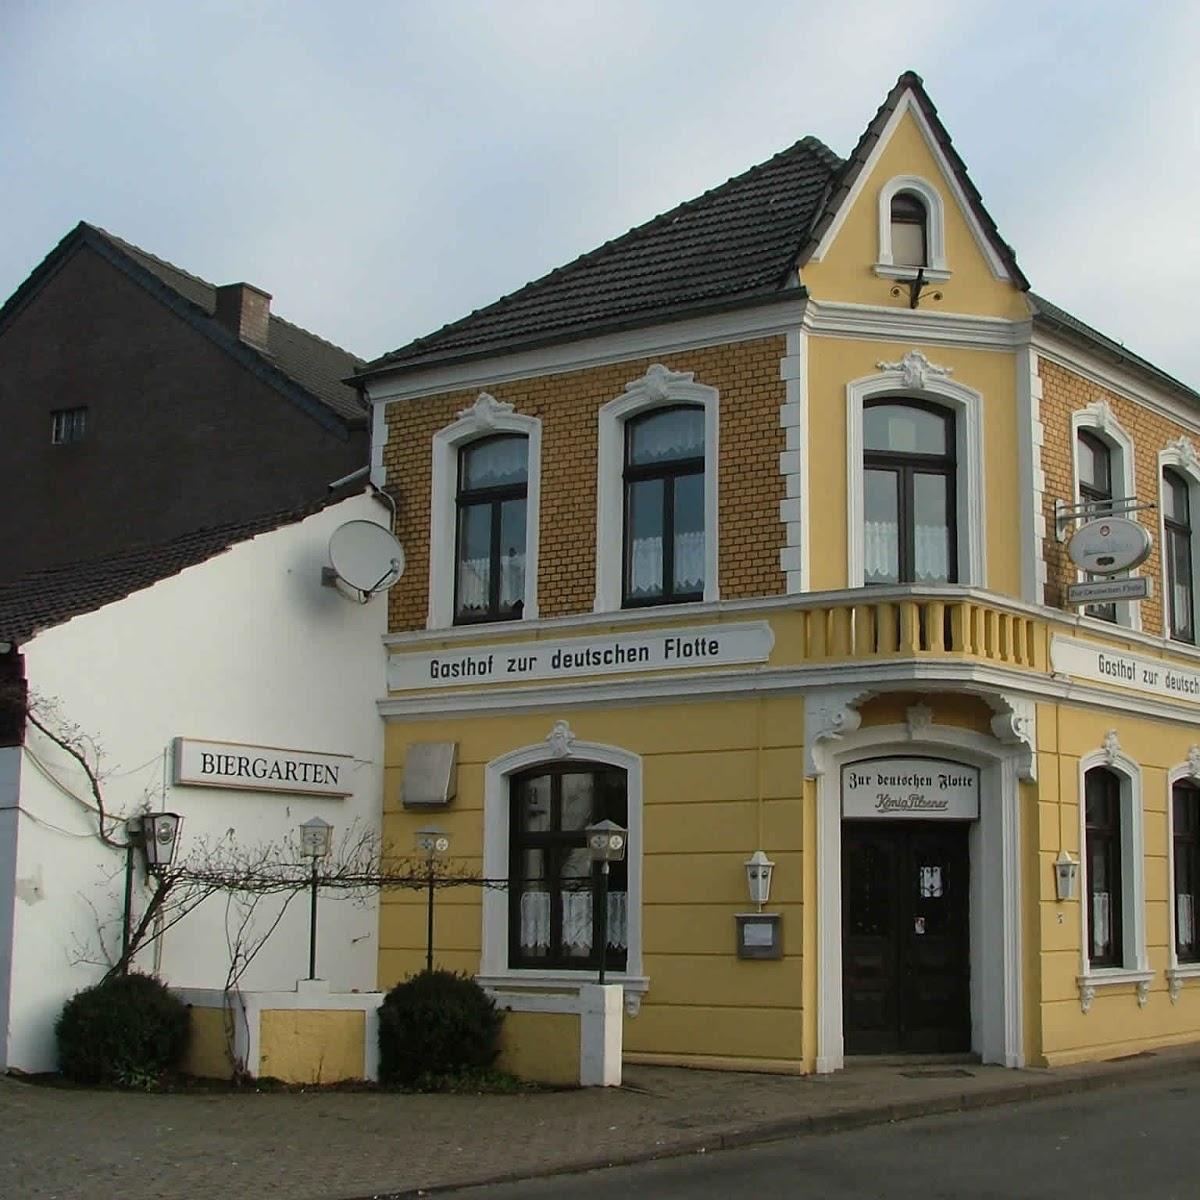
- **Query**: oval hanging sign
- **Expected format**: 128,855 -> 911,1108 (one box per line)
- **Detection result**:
1067,517 -> 1151,575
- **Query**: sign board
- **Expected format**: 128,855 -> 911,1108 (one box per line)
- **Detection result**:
842,757 -> 980,820
387,621 -> 774,691
173,738 -> 353,797
1067,517 -> 1152,575
1066,576 -> 1150,605
1051,636 -> 1200,705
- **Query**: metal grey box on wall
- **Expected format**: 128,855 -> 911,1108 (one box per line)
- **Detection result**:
735,913 -> 783,959
402,742 -> 458,808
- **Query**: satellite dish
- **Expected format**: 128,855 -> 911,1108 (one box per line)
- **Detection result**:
328,521 -> 405,597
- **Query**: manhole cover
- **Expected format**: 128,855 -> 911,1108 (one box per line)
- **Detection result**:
898,1068 -> 975,1079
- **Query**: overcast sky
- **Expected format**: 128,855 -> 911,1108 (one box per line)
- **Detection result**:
4,1 -> 1199,385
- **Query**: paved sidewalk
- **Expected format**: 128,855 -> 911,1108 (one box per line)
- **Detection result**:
5,1046 -> 1200,1200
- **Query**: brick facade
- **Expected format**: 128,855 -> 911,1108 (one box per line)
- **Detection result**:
383,336 -> 787,632
1039,357 -> 1200,636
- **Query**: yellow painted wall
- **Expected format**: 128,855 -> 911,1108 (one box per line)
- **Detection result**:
258,1010 -> 366,1084
496,1011 -> 580,1085
800,108 -> 1027,320
182,1005 -> 233,1080
805,336 -> 1023,597
380,694 -> 809,1070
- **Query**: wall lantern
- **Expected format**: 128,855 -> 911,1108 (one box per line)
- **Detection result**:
416,826 -> 451,973
1054,849 -> 1079,902
586,819 -> 627,985
299,817 -> 334,981
745,850 -> 775,911
141,811 -> 183,873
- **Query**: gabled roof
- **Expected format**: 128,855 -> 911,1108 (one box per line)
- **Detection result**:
0,497 -> 346,645
798,71 -> 1027,288
362,71 -> 1028,377
362,136 -> 843,374
0,223 -> 366,429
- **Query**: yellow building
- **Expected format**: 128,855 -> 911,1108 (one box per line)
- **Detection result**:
356,72 -> 1200,1073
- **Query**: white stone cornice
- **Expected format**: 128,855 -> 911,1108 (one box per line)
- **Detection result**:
985,694 -> 1038,781
804,688 -> 873,777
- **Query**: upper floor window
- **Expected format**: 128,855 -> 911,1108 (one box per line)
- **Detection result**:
1164,468 -> 1195,643
623,405 -> 705,606
51,406 -> 87,445
1174,780 -> 1200,963
1085,766 -> 1123,969
455,434 -> 527,624
1077,429 -> 1117,623
509,763 -> 628,972
890,192 -> 928,268
863,399 -> 956,585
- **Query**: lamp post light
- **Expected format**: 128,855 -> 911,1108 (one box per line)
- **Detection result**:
585,819 -> 627,985
121,811 -> 182,973
416,826 -> 450,974
299,817 -> 333,981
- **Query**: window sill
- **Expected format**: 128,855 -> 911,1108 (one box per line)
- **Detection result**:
1166,963 -> 1200,1002
1076,967 -> 1154,1013
477,971 -> 649,1016
873,264 -> 951,283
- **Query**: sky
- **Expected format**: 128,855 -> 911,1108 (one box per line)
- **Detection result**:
3,0 -> 1200,384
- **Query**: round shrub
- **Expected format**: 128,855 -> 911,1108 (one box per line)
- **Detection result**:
378,969 -> 503,1085
56,972 -> 190,1087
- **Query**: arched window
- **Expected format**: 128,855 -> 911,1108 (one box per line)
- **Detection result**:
890,192 -> 928,268
455,434 -> 528,623
863,399 -> 956,584
1173,779 -> 1200,963
1077,429 -> 1117,622
1085,766 -> 1123,968
508,762 -> 628,971
1164,467 -> 1195,643
623,405 -> 705,606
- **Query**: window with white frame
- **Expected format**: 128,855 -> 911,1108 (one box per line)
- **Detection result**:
845,355 -> 984,589
427,393 -> 541,629
1071,403 -> 1137,630
1077,746 -> 1146,983
875,176 -> 947,279
1162,461 -> 1198,644
595,364 -> 718,613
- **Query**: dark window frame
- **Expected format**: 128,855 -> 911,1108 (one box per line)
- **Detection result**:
454,433 -> 528,626
50,406 -> 88,445
863,397 -> 957,585
1174,781 -> 1200,963
890,191 -> 928,268
1164,468 -> 1195,644
508,762 -> 628,972
1085,766 -> 1124,969
621,404 -> 705,608
1077,430 -> 1117,622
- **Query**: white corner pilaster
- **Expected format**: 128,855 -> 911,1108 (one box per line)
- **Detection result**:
1016,347 -> 1046,605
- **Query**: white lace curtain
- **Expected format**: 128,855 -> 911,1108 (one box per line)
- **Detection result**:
628,530 -> 705,595
519,890 -> 629,953
864,521 -> 949,582
457,550 -> 525,611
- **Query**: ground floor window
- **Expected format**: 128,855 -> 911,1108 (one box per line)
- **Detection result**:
508,763 -> 628,970
1085,767 -> 1124,968
1174,780 -> 1200,962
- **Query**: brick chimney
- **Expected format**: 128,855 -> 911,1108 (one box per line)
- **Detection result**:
214,282 -> 272,351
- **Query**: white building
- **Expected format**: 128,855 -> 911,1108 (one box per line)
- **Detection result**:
0,492 -> 389,1071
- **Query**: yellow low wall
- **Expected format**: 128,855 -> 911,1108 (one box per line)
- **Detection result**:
260,1010 -> 366,1084
183,1005 -> 233,1079
496,1010 -> 580,1086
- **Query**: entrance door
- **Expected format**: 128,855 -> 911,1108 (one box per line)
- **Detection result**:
842,821 -> 970,1054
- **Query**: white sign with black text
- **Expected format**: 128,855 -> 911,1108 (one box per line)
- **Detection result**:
387,621 -> 775,691
842,757 -> 980,820
173,738 -> 354,797
1051,635 -> 1200,704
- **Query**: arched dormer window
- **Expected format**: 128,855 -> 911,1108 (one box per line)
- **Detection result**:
890,192 -> 928,268
876,176 -> 947,280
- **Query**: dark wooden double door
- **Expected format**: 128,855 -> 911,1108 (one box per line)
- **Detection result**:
842,821 -> 970,1055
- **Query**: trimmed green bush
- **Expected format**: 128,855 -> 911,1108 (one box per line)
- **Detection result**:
378,969 -> 503,1086
56,972 -> 190,1087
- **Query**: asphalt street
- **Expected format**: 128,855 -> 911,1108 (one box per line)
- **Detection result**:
440,1072 -> 1200,1199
